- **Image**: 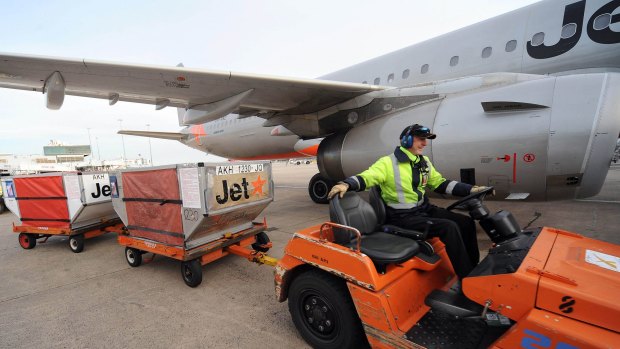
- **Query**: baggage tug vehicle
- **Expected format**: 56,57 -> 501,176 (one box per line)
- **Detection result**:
275,188 -> 620,348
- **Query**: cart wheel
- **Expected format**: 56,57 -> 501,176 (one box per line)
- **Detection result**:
125,247 -> 142,267
69,235 -> 85,253
181,259 -> 203,287
288,269 -> 368,349
18,233 -> 36,249
251,232 -> 271,252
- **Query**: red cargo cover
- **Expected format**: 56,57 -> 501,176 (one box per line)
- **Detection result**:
14,176 -> 70,228
123,169 -> 184,246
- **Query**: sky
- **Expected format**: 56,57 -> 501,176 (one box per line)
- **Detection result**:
0,0 -> 540,165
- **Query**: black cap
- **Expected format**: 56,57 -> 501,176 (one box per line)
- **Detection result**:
401,124 -> 436,140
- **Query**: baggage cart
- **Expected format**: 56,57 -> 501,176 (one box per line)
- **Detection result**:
111,162 -> 276,286
1,172 -> 120,253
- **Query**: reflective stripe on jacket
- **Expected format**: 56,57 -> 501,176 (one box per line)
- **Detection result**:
344,146 -> 472,209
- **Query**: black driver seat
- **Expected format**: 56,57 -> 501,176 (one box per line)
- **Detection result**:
330,192 -> 420,266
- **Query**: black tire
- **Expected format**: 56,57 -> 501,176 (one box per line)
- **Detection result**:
181,259 -> 203,287
125,247 -> 142,267
251,232 -> 271,252
18,233 -> 36,249
308,173 -> 334,204
69,234 -> 85,253
288,269 -> 369,349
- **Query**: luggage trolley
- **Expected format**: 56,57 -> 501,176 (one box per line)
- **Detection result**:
1,172 -> 121,253
111,162 -> 276,287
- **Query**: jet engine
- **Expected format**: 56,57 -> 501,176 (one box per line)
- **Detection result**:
318,73 -> 620,201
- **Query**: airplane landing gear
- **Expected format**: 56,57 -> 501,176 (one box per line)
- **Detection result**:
308,173 -> 334,204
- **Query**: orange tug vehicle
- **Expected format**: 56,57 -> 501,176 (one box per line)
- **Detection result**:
275,188 -> 620,349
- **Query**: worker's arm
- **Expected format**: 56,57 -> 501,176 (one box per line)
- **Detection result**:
328,157 -> 389,199
343,156 -> 389,191
425,157 -> 473,197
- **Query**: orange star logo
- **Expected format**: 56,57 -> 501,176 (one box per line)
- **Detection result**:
251,175 -> 267,196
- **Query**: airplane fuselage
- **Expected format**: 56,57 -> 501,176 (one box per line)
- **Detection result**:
187,0 -> 620,163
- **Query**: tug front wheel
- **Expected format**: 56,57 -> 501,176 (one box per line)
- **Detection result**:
288,269 -> 369,349
308,173 -> 334,204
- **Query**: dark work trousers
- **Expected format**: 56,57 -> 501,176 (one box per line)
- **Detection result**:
386,205 -> 479,279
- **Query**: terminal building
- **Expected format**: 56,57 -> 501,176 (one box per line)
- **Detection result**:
0,140 -> 150,176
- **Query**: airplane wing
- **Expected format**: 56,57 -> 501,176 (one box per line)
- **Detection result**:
0,52 -> 386,135
118,130 -> 188,141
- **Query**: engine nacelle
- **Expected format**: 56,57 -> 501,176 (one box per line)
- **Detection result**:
318,73 -> 620,201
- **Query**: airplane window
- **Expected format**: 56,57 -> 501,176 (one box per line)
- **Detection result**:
387,73 -> 394,83
421,64 -> 429,74
505,40 -> 517,52
374,77 -> 380,84
561,23 -> 577,39
593,13 -> 612,30
450,56 -> 459,66
402,69 -> 410,79
531,32 -> 545,46
481,47 -> 492,58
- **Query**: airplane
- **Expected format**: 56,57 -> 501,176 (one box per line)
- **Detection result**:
0,0 -> 619,204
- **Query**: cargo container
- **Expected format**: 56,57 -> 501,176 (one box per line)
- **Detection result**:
111,162 -> 275,286
1,172 -> 121,252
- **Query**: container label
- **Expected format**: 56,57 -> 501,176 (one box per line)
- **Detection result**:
83,173 -> 112,204
64,175 -> 81,200
179,167 -> 201,209
216,163 -> 264,175
585,250 -> 620,272
210,171 -> 270,210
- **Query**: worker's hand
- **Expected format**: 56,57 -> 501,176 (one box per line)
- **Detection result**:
327,182 -> 350,200
471,185 -> 495,196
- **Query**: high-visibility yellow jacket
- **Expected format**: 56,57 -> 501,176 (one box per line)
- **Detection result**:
343,147 -> 472,210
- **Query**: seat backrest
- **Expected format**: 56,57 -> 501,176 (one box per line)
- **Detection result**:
329,192 -> 378,244
369,186 -> 386,225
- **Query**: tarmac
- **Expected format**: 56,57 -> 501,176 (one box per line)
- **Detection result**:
0,162 -> 618,348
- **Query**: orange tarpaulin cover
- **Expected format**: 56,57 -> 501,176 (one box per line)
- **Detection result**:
123,169 -> 184,246
14,176 -> 70,228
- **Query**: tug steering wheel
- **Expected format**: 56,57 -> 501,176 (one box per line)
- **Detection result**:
446,186 -> 495,211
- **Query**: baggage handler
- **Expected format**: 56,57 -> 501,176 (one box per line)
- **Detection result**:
327,124 -> 491,279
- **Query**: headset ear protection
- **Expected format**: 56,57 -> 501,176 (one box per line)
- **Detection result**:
400,126 -> 414,148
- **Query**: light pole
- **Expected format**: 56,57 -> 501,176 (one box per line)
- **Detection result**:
118,119 -> 127,164
87,128 -> 93,165
96,137 -> 101,160
146,124 -> 153,165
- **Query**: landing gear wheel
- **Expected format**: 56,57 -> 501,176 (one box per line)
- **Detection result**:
288,269 -> 368,349
18,233 -> 36,249
181,259 -> 203,287
308,173 -> 334,204
251,232 -> 271,252
125,247 -> 142,267
69,235 -> 85,253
